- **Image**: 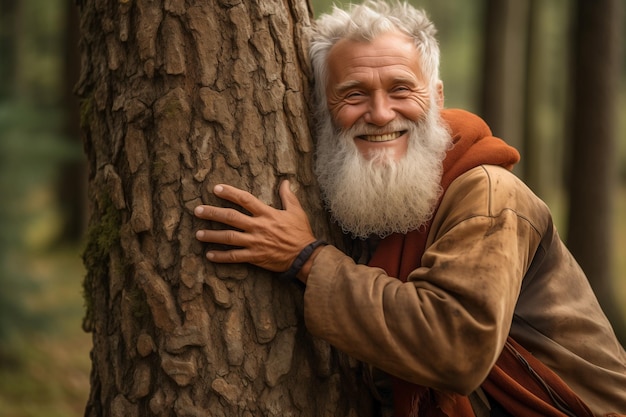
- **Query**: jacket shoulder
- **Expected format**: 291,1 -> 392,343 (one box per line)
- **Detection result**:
433,165 -> 551,239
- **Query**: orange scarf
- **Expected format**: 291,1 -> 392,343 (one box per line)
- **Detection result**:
368,108 -> 520,282
368,109 -> 595,417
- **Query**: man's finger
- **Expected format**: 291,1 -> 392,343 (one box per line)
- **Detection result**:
194,205 -> 253,231
279,180 -> 304,212
205,247 -> 254,265
213,184 -> 269,216
195,228 -> 252,248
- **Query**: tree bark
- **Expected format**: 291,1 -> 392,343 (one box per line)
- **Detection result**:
77,0 -> 373,415
566,0 -> 625,343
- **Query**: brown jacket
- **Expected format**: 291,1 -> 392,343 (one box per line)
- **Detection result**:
303,165 -> 626,416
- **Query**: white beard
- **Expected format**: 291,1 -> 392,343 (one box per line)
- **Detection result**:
314,105 -> 451,239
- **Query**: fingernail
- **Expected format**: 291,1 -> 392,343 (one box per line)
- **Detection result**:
195,230 -> 204,239
194,206 -> 204,215
206,252 -> 215,260
214,185 -> 224,194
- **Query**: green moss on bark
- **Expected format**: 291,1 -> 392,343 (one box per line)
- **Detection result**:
81,194 -> 121,332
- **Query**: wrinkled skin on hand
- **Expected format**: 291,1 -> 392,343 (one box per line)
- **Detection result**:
194,180 -> 317,273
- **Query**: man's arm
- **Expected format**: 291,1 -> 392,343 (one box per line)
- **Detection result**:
194,180 -> 321,283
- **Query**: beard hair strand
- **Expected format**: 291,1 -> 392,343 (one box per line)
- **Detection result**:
314,106 -> 451,239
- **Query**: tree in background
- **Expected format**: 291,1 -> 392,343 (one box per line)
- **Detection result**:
566,0 -> 625,341
58,0 -> 87,242
479,0 -> 529,157
0,0 -> 77,354
77,0 -> 372,415
523,0 -> 569,202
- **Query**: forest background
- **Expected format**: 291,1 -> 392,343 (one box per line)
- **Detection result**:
0,0 -> 624,416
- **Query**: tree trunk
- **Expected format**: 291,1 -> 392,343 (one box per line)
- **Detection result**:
77,1 -> 373,416
522,0 -> 569,205
479,0 -> 529,168
0,0 -> 18,98
566,0 -> 625,343
58,0 -> 87,242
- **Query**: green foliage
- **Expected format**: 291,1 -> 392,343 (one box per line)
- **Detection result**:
0,1 -> 93,414
0,248 -> 91,417
2,0 -> 66,104
0,101 -> 80,349
0,0 -> 81,359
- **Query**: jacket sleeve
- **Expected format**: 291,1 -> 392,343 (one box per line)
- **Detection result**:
303,166 -> 547,394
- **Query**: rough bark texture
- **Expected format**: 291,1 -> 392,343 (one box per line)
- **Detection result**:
77,0 -> 373,415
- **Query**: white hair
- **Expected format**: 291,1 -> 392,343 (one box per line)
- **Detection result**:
309,1 -> 441,124
314,98 -> 450,239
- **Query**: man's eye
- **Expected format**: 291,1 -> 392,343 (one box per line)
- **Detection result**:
346,91 -> 364,99
392,86 -> 410,93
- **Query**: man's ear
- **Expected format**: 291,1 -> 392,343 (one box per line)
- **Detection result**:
435,81 -> 444,108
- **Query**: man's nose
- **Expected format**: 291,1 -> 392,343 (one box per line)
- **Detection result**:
364,92 -> 395,126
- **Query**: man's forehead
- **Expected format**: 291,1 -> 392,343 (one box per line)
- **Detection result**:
326,32 -> 425,84
329,31 -> 416,58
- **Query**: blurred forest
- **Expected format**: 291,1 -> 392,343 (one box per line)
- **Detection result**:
0,0 -> 624,416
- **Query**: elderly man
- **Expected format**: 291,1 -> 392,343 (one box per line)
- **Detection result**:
194,1 -> 626,416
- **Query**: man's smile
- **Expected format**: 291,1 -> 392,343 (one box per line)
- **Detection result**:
357,130 -> 407,142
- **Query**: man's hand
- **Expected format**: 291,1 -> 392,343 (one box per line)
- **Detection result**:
194,180 -> 317,273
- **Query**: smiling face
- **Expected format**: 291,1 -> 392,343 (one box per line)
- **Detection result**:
326,31 -> 441,161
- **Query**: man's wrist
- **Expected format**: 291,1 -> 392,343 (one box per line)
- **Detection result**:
295,245 -> 326,284
279,240 -> 327,283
